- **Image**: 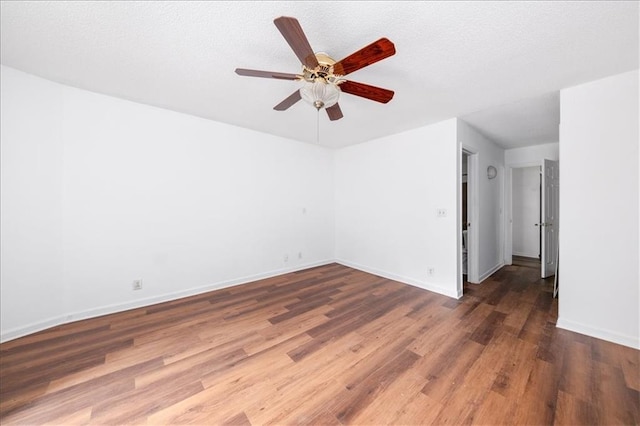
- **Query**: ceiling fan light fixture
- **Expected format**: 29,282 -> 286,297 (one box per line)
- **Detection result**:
300,80 -> 340,110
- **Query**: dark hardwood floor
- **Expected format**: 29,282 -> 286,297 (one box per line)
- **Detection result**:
512,255 -> 542,269
1,262 -> 638,425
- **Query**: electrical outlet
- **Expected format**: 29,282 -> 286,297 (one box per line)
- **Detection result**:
132,279 -> 143,290
427,268 -> 435,277
284,254 -> 289,262
298,251 -> 302,259
437,208 -> 447,217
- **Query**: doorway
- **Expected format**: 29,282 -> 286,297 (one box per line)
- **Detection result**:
460,148 -> 478,294
462,153 -> 470,279
506,160 -> 559,278
511,166 -> 541,260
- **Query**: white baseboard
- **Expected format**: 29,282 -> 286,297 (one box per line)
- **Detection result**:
513,252 -> 539,258
556,317 -> 640,350
477,262 -> 504,283
336,259 -> 460,299
1,316 -> 70,345
0,259 -> 334,343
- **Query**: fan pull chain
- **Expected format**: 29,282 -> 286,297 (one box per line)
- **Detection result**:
316,108 -> 320,144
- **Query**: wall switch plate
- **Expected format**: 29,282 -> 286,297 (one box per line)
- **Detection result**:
133,279 -> 142,290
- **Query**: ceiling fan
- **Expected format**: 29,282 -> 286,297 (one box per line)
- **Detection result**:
235,16 -> 396,121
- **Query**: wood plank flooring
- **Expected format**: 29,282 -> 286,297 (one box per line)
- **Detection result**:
1,262 -> 638,425
512,255 -> 542,269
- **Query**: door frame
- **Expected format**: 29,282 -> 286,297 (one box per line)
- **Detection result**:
504,161 -> 542,266
505,160 -> 559,279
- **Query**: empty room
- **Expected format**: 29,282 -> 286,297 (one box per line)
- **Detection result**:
1,1 -> 638,425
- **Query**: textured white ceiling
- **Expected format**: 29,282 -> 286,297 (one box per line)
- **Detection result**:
1,1 -> 638,149
461,92 -> 560,149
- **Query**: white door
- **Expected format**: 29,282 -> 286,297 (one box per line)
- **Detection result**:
541,159 -> 559,278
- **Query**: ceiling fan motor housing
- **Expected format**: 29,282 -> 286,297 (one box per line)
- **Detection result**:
302,53 -> 341,83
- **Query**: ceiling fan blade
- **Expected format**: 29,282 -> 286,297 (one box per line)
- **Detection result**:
339,80 -> 394,104
273,16 -> 319,69
326,103 -> 343,121
274,90 -> 302,111
333,38 -> 396,76
235,68 -> 300,80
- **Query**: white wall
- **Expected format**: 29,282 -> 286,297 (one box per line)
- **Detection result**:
558,69 -> 639,349
1,66 -> 335,341
457,120 -> 505,282
5,63 -> 638,351
334,119 -> 459,298
512,167 -> 540,258
1,66 -> 67,337
505,142 -> 559,165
